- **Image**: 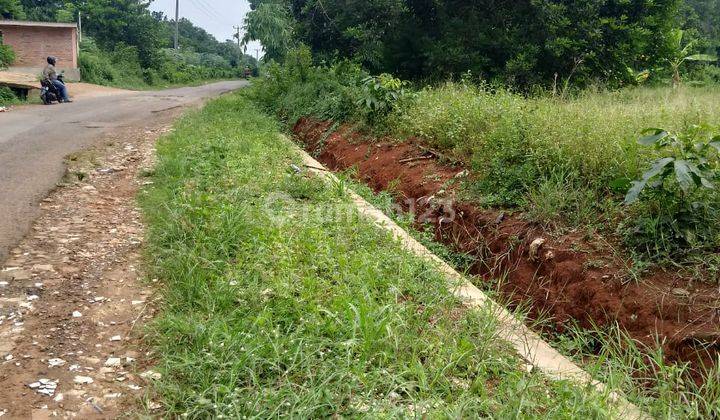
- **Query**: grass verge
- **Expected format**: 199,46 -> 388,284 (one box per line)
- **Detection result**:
140,93 -> 615,417
248,56 -> 720,267
348,174 -> 720,418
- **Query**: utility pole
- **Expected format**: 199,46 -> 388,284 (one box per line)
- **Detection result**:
174,0 -> 180,50
233,25 -> 242,66
255,48 -> 261,62
77,11 -> 82,43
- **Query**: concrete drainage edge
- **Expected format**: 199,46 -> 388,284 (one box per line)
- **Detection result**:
287,136 -> 647,419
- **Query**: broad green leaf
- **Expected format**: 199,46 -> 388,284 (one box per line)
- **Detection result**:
624,157 -> 674,204
686,54 -> 718,62
685,161 -> 715,189
674,160 -> 693,192
624,181 -> 645,205
699,175 -> 714,189
638,129 -> 668,145
684,160 -> 704,177
670,29 -> 683,49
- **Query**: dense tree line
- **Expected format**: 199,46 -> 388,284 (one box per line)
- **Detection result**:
246,0 -> 719,88
1,0 -> 256,85
685,0 -> 720,52
2,0 -> 252,67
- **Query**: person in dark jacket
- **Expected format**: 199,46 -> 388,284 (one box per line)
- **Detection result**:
42,56 -> 72,103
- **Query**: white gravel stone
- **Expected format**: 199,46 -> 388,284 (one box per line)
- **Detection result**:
48,358 -> 66,367
104,357 -> 122,367
73,375 -> 94,384
140,370 -> 161,380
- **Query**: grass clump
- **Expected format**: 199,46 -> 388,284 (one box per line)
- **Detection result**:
549,322 -> 720,419
247,48 -> 365,126
141,93 -> 616,417
0,43 -> 15,69
0,86 -> 18,106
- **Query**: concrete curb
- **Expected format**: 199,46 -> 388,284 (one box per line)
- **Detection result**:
291,138 -> 647,419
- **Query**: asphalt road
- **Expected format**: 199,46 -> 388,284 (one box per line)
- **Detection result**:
0,80 -> 247,261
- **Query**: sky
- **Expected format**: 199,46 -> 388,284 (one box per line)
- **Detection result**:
149,0 -> 263,59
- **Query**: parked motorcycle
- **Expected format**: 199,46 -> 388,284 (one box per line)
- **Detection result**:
40,74 -> 65,105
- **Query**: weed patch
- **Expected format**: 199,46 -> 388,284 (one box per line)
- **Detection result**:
141,93 -> 614,417
249,59 -> 720,266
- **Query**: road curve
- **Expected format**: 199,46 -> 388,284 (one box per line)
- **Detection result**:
0,80 -> 248,261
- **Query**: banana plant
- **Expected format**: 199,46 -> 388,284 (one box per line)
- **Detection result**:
624,126 -> 720,205
666,29 -> 718,88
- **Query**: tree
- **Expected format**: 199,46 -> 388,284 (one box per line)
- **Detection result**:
1,0 -> 25,19
81,0 -> 165,67
252,0 -> 683,88
56,2 -> 78,23
684,0 -> 720,51
19,0 -> 61,21
666,28 -> 718,87
242,1 -> 294,61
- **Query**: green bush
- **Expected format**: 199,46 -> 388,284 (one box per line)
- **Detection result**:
620,125 -> 720,258
0,86 -> 17,104
356,73 -> 411,125
247,48 -> 365,125
688,64 -> 720,86
0,43 -> 15,69
79,50 -> 118,83
79,37 -> 241,88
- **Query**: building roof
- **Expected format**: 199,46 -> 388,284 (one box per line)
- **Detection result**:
0,20 -> 77,29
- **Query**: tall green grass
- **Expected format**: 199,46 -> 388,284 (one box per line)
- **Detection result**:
140,93 -> 616,417
394,83 -> 720,198
352,172 -> 720,419
250,60 -> 720,261
392,83 -> 720,260
549,322 -> 720,419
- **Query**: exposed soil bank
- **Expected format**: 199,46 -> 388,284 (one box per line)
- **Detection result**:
294,117 -> 720,378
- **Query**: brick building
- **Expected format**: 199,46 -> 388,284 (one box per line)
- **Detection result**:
0,20 -> 80,81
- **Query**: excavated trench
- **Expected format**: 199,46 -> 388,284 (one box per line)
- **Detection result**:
293,117 -> 720,382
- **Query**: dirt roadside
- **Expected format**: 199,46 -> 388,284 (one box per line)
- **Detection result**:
0,109 -> 184,419
294,117 -> 720,380
65,83 -> 133,99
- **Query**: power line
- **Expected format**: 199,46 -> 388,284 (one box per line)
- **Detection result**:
187,0 -> 220,22
189,0 -> 234,26
174,0 -> 243,45
195,0 -> 226,20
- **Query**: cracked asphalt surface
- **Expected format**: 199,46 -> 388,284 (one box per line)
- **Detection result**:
0,80 -> 247,261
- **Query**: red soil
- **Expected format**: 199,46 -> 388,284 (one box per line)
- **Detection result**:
294,117 -> 720,378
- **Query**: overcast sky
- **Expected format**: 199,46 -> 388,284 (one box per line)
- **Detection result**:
149,0 -> 263,58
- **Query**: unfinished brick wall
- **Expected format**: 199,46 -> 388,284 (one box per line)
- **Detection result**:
0,25 -> 77,69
